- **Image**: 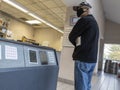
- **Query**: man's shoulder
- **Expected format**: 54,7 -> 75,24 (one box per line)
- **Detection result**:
83,15 -> 95,20
83,15 -> 97,24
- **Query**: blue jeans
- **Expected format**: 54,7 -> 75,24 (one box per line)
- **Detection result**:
74,61 -> 96,90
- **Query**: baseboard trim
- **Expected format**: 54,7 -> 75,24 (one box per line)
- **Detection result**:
58,74 -> 97,86
58,77 -> 74,85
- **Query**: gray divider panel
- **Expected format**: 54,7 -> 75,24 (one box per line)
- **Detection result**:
0,41 -> 25,68
0,38 -> 59,90
24,46 -> 57,67
24,46 -> 41,67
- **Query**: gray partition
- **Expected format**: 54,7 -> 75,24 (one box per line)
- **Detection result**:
0,38 -> 59,90
0,41 -> 25,68
24,46 -> 41,67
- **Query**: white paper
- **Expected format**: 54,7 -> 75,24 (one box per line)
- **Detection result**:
5,45 -> 18,60
47,52 -> 55,63
76,37 -> 81,46
0,45 -> 1,60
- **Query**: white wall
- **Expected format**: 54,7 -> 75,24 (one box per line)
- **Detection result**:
105,20 -> 120,44
33,28 -> 63,51
59,7 -> 75,81
9,19 -> 34,40
59,0 -> 105,81
1,12 -> 63,51
0,12 -> 34,40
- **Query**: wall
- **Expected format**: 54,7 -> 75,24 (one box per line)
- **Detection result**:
59,0 -> 105,81
33,28 -> 63,51
105,20 -> 120,44
9,19 -> 34,40
0,12 -> 34,40
1,12 -> 63,51
59,7 -> 75,81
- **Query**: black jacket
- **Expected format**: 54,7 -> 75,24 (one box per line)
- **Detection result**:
69,15 -> 99,63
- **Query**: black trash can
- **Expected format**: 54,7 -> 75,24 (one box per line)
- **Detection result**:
110,62 -> 118,74
104,60 -> 112,73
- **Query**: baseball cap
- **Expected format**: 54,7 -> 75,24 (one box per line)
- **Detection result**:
73,2 -> 92,11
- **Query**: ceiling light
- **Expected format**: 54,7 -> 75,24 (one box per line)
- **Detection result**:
3,0 -> 28,13
45,22 -> 64,33
25,20 -> 42,25
28,13 -> 64,33
28,13 -> 47,24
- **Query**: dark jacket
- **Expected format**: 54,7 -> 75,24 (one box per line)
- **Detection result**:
69,15 -> 99,63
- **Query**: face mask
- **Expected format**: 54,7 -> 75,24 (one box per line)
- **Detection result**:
77,8 -> 84,17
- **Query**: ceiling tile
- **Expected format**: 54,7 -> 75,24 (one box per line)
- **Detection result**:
51,8 -> 63,13
54,0 -> 66,7
15,0 -> 36,5
1,0 -> 67,30
43,1 -> 58,8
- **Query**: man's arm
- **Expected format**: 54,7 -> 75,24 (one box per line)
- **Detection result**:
68,18 -> 89,46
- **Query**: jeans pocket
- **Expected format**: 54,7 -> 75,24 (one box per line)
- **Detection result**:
79,62 -> 88,72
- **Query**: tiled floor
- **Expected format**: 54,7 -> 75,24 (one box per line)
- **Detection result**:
57,72 -> 120,90
92,72 -> 120,90
57,81 -> 74,90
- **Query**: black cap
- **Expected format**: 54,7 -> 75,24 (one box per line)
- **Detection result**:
73,2 -> 92,11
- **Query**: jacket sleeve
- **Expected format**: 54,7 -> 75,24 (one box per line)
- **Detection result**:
68,18 -> 89,46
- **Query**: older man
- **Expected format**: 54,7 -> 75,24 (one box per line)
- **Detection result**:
69,2 -> 99,90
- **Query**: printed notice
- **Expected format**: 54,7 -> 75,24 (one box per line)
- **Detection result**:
47,52 -> 55,63
5,45 -> 18,60
0,45 -> 1,60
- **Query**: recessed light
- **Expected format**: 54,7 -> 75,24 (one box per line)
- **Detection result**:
25,20 -> 42,25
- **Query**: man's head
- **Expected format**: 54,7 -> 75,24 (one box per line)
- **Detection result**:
73,2 -> 92,17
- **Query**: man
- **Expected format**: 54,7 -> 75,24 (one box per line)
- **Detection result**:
68,2 -> 99,90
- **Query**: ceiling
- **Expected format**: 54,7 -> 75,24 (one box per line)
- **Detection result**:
62,0 -> 83,6
101,0 -> 120,24
0,0 -> 67,30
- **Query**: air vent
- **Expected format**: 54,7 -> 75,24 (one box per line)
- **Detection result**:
19,17 -> 28,21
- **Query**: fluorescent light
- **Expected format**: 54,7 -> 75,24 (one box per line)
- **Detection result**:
28,13 -> 64,33
28,13 -> 47,23
45,22 -> 64,33
3,0 -> 28,13
25,20 -> 42,24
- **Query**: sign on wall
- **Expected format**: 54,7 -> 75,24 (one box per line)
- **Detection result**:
70,15 -> 79,26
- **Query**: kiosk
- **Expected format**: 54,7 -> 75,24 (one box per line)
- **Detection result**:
0,38 -> 59,90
